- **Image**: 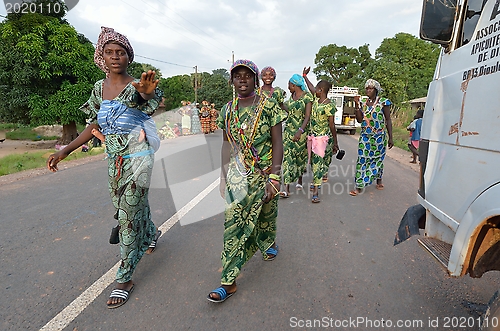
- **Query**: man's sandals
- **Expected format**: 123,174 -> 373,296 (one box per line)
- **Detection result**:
107,284 -> 134,309
146,230 -> 162,254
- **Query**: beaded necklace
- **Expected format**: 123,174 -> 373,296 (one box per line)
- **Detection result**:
224,95 -> 268,177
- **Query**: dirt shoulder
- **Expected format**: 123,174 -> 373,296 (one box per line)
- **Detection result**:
0,139 -> 57,158
0,139 -> 105,185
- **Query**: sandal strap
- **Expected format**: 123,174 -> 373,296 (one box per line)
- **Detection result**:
265,246 -> 278,256
211,287 -> 227,299
109,289 -> 130,300
148,230 -> 162,248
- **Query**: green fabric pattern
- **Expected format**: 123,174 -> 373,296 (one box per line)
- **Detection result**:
80,79 -> 162,283
308,99 -> 336,136
282,91 -> 313,184
217,96 -> 286,285
259,86 -> 286,105
309,98 -> 337,186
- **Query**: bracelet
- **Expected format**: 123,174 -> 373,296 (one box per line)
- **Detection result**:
298,127 -> 304,133
269,173 -> 281,181
267,179 -> 280,194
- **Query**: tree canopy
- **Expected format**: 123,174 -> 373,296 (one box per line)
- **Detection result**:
313,44 -> 373,88
128,62 -> 162,80
158,68 -> 232,111
0,0 -> 103,143
313,33 -> 440,106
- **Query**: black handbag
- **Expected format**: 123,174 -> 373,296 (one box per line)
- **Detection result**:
109,225 -> 120,244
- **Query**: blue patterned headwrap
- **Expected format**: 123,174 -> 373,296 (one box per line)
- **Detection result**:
230,59 -> 260,87
289,74 -> 308,91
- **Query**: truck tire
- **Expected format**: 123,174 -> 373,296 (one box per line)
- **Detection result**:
482,290 -> 500,330
350,129 -> 356,135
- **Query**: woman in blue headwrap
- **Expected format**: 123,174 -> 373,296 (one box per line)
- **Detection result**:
349,79 -> 393,196
279,74 -> 312,197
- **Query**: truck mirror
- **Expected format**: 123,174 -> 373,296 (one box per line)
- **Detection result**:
420,0 -> 458,45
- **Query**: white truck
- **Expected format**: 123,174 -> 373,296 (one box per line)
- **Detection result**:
395,0 -> 500,328
327,86 -> 360,135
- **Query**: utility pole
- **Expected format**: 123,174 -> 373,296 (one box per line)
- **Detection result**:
194,65 -> 198,105
231,51 -> 235,100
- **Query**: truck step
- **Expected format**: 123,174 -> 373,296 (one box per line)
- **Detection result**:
417,237 -> 452,269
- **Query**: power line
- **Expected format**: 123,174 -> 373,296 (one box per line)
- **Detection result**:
150,0 -> 232,54
134,54 -> 193,68
120,0 -> 229,60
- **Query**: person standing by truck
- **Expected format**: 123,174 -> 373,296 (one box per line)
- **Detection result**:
349,79 -> 393,196
407,108 -> 423,163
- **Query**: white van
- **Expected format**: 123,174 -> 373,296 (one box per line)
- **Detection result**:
327,86 -> 361,135
395,0 -> 500,327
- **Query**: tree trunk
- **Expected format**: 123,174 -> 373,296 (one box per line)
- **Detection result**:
60,122 -> 79,145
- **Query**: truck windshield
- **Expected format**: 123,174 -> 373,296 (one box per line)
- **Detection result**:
421,0 -> 458,44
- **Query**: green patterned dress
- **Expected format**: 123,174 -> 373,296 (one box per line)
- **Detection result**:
355,96 -> 391,189
259,86 -> 286,105
283,91 -> 313,184
308,99 -> 337,186
217,96 -> 287,285
81,79 -> 163,284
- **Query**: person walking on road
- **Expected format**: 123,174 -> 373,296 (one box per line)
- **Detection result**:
207,59 -> 286,303
302,67 -> 340,203
279,74 -> 312,198
47,27 -> 163,309
349,79 -> 393,196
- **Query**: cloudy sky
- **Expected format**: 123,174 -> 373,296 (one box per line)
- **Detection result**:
1,0 -> 423,89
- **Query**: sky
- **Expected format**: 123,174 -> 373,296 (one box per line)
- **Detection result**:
0,0 -> 423,91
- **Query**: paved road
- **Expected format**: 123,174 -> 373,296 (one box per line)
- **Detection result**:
1,131 -> 499,331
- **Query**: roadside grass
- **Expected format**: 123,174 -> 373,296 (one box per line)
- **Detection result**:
0,147 -> 105,176
0,123 -> 86,140
392,106 -> 415,152
0,123 -> 57,140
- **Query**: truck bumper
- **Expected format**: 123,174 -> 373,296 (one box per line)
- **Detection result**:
394,204 -> 426,245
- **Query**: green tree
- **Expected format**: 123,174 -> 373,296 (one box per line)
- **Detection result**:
197,69 -> 232,109
0,0 -> 104,143
158,75 -> 194,110
373,33 -> 440,102
313,44 -> 373,87
364,58 -> 409,106
128,62 -> 162,80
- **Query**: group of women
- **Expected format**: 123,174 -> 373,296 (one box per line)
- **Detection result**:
208,59 -> 393,303
45,26 -> 393,308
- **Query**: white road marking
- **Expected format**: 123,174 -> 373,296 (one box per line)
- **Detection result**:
39,178 -> 219,331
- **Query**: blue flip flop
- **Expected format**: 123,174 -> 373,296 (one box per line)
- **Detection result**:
264,244 -> 279,261
207,286 -> 235,303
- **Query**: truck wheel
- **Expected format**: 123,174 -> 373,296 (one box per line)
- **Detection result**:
350,129 -> 356,135
482,290 -> 500,330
